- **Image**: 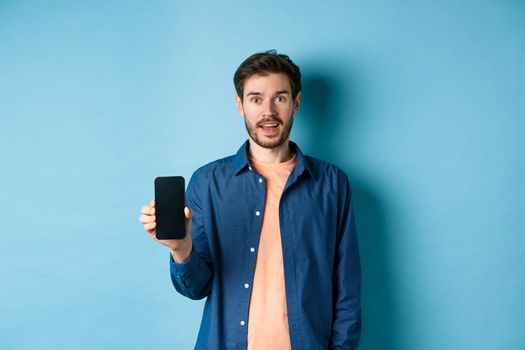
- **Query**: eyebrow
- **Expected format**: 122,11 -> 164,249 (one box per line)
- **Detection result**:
246,90 -> 290,97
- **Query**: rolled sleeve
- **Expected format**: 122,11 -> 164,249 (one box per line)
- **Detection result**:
170,246 -> 212,300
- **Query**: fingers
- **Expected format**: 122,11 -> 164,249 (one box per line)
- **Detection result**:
140,201 -> 156,235
144,221 -> 156,231
139,214 -> 155,224
140,202 -> 188,242
141,205 -> 155,215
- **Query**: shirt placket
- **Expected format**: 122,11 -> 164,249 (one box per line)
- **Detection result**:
279,175 -> 303,350
238,165 -> 267,349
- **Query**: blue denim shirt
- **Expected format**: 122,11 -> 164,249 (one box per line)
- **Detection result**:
170,140 -> 361,350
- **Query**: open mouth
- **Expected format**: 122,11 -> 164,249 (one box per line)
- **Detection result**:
259,122 -> 279,131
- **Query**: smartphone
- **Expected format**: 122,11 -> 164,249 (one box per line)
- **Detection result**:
154,176 -> 186,240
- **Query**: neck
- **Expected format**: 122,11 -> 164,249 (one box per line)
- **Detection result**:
247,138 -> 293,164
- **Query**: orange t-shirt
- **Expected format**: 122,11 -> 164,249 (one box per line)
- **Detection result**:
246,152 -> 297,350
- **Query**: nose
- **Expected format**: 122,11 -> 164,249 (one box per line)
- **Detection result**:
262,98 -> 277,117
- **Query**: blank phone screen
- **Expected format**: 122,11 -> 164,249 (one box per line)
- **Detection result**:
154,176 -> 186,240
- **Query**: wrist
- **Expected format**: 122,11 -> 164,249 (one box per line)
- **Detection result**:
170,242 -> 193,264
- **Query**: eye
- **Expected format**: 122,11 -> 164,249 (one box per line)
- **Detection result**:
250,96 -> 261,104
274,95 -> 287,103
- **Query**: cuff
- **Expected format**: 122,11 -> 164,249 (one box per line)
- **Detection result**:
169,245 -> 199,278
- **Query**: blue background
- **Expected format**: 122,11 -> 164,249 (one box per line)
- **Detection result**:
1,1 -> 524,349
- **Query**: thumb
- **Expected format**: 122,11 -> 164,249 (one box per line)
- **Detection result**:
184,207 -> 193,238
184,207 -> 193,220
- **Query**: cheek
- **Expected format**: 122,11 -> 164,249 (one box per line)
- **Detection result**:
277,104 -> 294,115
243,105 -> 261,118
243,111 -> 258,126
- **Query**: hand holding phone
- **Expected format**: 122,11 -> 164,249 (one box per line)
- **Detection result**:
139,176 -> 193,263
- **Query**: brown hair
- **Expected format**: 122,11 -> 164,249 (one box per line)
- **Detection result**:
233,50 -> 301,101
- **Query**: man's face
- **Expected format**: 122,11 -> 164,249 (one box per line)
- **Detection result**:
235,73 -> 300,149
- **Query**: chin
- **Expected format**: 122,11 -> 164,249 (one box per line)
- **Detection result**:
254,135 -> 288,149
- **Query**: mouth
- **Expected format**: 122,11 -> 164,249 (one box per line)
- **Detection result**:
258,121 -> 280,129
258,121 -> 280,135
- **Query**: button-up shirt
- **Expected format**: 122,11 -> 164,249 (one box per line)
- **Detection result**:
170,140 -> 362,350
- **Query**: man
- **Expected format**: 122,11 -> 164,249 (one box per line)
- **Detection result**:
139,50 -> 361,349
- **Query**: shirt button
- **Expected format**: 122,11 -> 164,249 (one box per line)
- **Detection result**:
258,178 -> 263,183
255,211 -> 261,216
244,283 -> 249,288
248,166 -> 252,171
240,320 -> 245,326
250,247 -> 255,252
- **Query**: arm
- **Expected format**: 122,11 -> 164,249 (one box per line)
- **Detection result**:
330,172 -> 362,349
170,171 -> 213,300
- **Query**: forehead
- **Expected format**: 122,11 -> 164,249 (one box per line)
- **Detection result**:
243,72 -> 292,95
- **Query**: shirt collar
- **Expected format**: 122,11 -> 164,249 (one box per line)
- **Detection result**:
232,139 -> 313,179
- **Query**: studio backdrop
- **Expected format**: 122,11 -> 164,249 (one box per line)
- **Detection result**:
1,1 -> 524,349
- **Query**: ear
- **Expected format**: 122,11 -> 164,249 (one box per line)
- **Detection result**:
235,94 -> 244,117
293,92 -> 301,114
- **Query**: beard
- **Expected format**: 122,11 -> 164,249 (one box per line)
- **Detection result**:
244,114 -> 294,149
